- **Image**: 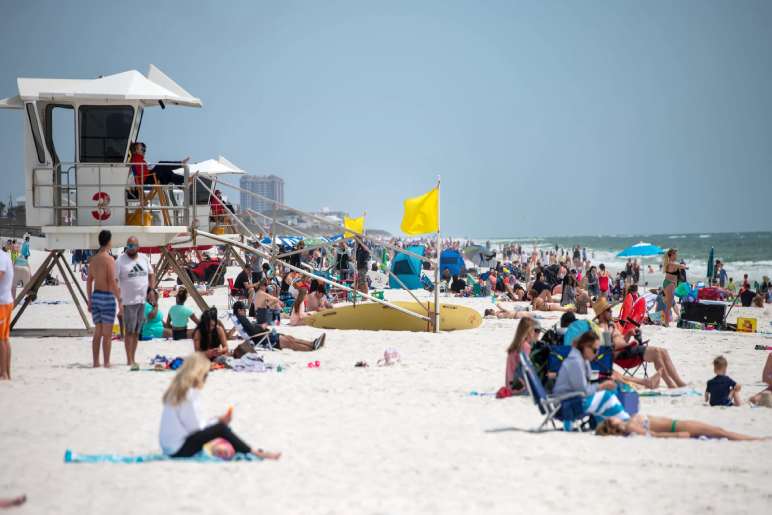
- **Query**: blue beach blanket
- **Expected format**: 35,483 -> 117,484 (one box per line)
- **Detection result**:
64,449 -> 262,464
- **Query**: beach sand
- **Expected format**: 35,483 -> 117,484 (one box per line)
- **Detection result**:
1,252 -> 771,514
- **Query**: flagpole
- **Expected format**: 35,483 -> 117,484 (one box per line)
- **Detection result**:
434,176 -> 441,333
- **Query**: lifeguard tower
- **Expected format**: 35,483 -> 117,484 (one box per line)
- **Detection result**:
1,65 -> 449,335
0,65 -> 238,333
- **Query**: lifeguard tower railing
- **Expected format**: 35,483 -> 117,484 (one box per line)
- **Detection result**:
30,160 -> 194,228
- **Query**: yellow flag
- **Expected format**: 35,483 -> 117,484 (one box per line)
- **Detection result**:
400,187 -> 439,235
344,215 -> 365,238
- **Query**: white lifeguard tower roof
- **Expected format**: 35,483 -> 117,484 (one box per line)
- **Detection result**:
0,64 -> 201,109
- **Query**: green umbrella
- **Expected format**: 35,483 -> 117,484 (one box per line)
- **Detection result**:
706,247 -> 715,283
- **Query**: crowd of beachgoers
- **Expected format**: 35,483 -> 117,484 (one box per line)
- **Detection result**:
0,229 -> 770,509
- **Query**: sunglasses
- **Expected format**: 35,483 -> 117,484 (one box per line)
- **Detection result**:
126,243 -> 138,250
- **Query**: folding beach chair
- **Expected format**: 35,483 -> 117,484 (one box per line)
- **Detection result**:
614,341 -> 649,379
227,278 -> 247,309
229,314 -> 273,350
520,351 -> 586,432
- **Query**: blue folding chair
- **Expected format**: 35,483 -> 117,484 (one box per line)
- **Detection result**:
547,345 -> 614,382
520,351 -> 586,432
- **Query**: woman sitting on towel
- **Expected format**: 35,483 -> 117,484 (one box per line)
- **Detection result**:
595,414 -> 764,441
502,318 -> 540,395
166,288 -> 199,340
193,308 -> 228,360
142,288 -> 169,340
553,331 -> 629,421
159,352 -> 282,459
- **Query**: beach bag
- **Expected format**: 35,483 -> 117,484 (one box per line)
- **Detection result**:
616,385 -> 639,415
232,342 -> 254,360
674,282 -> 691,298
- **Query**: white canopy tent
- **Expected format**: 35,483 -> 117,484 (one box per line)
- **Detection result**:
0,64 -> 201,109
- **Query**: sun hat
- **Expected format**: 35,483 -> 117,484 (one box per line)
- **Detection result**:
592,297 -> 616,318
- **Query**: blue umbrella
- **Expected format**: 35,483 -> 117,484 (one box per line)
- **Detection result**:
617,242 -> 664,285
616,242 -> 664,257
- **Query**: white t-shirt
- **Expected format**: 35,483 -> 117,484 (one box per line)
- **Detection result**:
159,388 -> 209,455
0,250 -> 13,304
116,252 -> 151,305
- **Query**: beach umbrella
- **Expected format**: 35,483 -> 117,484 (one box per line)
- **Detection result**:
616,242 -> 664,257
616,242 -> 664,285
706,247 -> 714,283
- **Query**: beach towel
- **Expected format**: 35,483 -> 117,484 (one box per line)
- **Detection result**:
582,390 -> 630,421
226,353 -> 268,373
638,387 -> 701,397
64,449 -> 262,464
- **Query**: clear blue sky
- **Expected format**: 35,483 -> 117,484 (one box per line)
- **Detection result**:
1,0 -> 771,237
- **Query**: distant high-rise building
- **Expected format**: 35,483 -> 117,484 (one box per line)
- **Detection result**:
240,174 -> 285,213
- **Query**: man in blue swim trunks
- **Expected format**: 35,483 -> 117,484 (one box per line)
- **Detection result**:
87,230 -> 119,367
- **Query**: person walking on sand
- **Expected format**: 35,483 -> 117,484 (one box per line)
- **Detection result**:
0,244 -> 14,380
116,236 -> 154,368
86,230 -> 120,368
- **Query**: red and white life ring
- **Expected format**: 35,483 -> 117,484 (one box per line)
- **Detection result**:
92,191 -> 111,221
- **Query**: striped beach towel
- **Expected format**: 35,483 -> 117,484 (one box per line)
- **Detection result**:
582,390 -> 630,421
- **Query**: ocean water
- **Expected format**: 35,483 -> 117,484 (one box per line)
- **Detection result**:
485,232 -> 772,284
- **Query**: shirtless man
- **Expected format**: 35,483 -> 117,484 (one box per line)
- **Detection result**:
86,230 -> 120,367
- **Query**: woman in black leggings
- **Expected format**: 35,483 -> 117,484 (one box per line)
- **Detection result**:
159,352 -> 281,460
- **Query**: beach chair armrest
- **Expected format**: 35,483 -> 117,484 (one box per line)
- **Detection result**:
548,391 -> 584,403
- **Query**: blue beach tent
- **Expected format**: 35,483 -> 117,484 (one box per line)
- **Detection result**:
440,249 -> 465,277
389,245 -> 425,290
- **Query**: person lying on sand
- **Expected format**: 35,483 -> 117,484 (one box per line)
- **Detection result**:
232,302 -> 324,351
596,414 -> 766,441
159,352 -> 281,460
530,289 -> 574,313
485,304 -> 533,319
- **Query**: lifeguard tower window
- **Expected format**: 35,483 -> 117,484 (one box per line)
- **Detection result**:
25,104 -> 45,163
79,106 -> 134,163
45,105 -> 75,165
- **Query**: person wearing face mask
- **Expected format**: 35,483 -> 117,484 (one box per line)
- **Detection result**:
116,236 -> 155,369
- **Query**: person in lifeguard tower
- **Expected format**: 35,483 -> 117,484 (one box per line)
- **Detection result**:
129,142 -> 190,187
209,189 -> 230,227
